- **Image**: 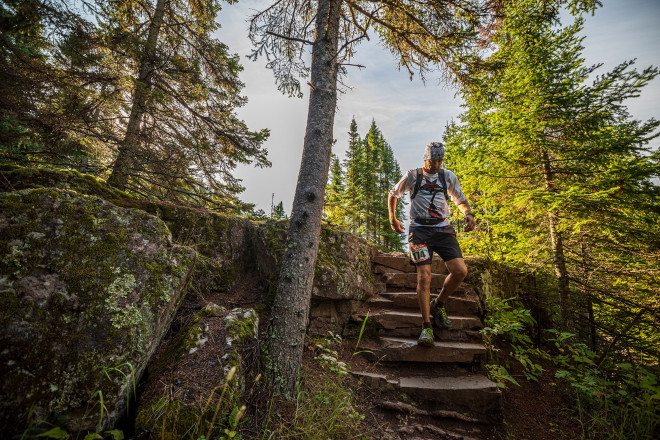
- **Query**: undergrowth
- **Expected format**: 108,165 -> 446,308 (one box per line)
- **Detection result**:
482,297 -> 660,440
257,331 -> 372,439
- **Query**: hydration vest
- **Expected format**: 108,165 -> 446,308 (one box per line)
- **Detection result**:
410,168 -> 449,226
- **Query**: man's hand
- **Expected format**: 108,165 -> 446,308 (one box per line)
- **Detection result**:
390,218 -> 405,234
464,214 -> 476,232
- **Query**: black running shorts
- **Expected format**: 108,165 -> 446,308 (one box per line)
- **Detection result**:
408,225 -> 463,265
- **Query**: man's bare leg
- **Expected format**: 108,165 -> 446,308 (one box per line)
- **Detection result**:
416,264 -> 432,323
437,258 -> 468,304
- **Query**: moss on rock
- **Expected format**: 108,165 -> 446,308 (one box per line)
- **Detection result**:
313,226 -> 377,302
0,188 -> 195,435
0,164 -> 133,202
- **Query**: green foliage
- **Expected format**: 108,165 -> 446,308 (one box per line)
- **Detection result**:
548,333 -> 660,440
485,364 -> 520,389
482,298 -> 545,386
35,427 -> 69,439
446,0 -> 660,354
484,295 -> 660,439
0,0 -> 114,169
324,118 -> 405,251
271,201 -> 287,219
100,0 -> 270,202
325,154 -> 345,226
446,6 -> 660,434
100,362 -> 136,413
313,331 -> 349,377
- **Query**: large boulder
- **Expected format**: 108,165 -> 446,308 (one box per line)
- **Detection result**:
313,227 -> 377,301
0,188 -> 195,434
308,227 -> 378,335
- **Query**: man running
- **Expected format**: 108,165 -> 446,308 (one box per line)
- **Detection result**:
388,142 -> 476,347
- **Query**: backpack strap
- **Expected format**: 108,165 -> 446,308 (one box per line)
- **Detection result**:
438,169 -> 449,202
411,168 -> 423,200
411,168 -> 449,201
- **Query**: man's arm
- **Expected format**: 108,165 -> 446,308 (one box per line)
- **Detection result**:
388,170 -> 412,234
388,194 -> 405,234
445,170 -> 475,232
456,201 -> 476,232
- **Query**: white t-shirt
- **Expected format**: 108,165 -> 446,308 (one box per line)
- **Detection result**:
389,168 -> 467,228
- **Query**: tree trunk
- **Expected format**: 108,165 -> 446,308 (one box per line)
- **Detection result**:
542,151 -> 571,331
264,0 -> 341,397
587,293 -> 597,350
578,242 -> 598,350
108,0 -> 167,190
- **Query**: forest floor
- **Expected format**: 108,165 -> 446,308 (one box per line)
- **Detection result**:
487,346 -> 583,440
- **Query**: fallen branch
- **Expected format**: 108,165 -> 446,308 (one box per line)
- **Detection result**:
377,400 -> 480,423
417,423 -> 480,440
597,308 -> 645,368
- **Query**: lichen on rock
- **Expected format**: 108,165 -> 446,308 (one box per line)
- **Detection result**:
0,188 -> 195,435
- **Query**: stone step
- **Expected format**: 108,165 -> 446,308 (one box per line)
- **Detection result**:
352,371 -> 502,423
378,327 -> 483,342
373,280 -> 387,294
376,292 -> 480,314
362,337 -> 486,364
381,272 -> 447,289
398,375 -> 502,422
374,254 -> 447,274
366,311 -> 483,331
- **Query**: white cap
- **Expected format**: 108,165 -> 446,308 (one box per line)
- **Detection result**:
424,142 -> 444,161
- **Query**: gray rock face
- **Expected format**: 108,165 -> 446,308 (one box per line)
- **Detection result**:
0,188 -> 195,434
308,228 -> 377,335
313,227 -> 377,301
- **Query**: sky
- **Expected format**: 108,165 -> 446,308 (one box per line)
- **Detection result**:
216,0 -> 660,214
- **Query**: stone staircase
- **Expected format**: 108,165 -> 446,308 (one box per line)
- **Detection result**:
352,252 -> 501,439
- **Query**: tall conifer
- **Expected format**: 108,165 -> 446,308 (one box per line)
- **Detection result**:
343,118 -> 365,234
100,0 -> 270,205
325,154 -> 346,225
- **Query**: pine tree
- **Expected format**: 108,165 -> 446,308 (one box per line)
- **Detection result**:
343,117 -> 365,234
326,119 -> 404,251
0,0 -> 119,169
272,201 -> 287,219
362,121 -> 381,242
445,1 -> 659,341
1,0 -> 270,210
97,0 -> 270,206
324,154 -> 345,225
378,136 -> 405,251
